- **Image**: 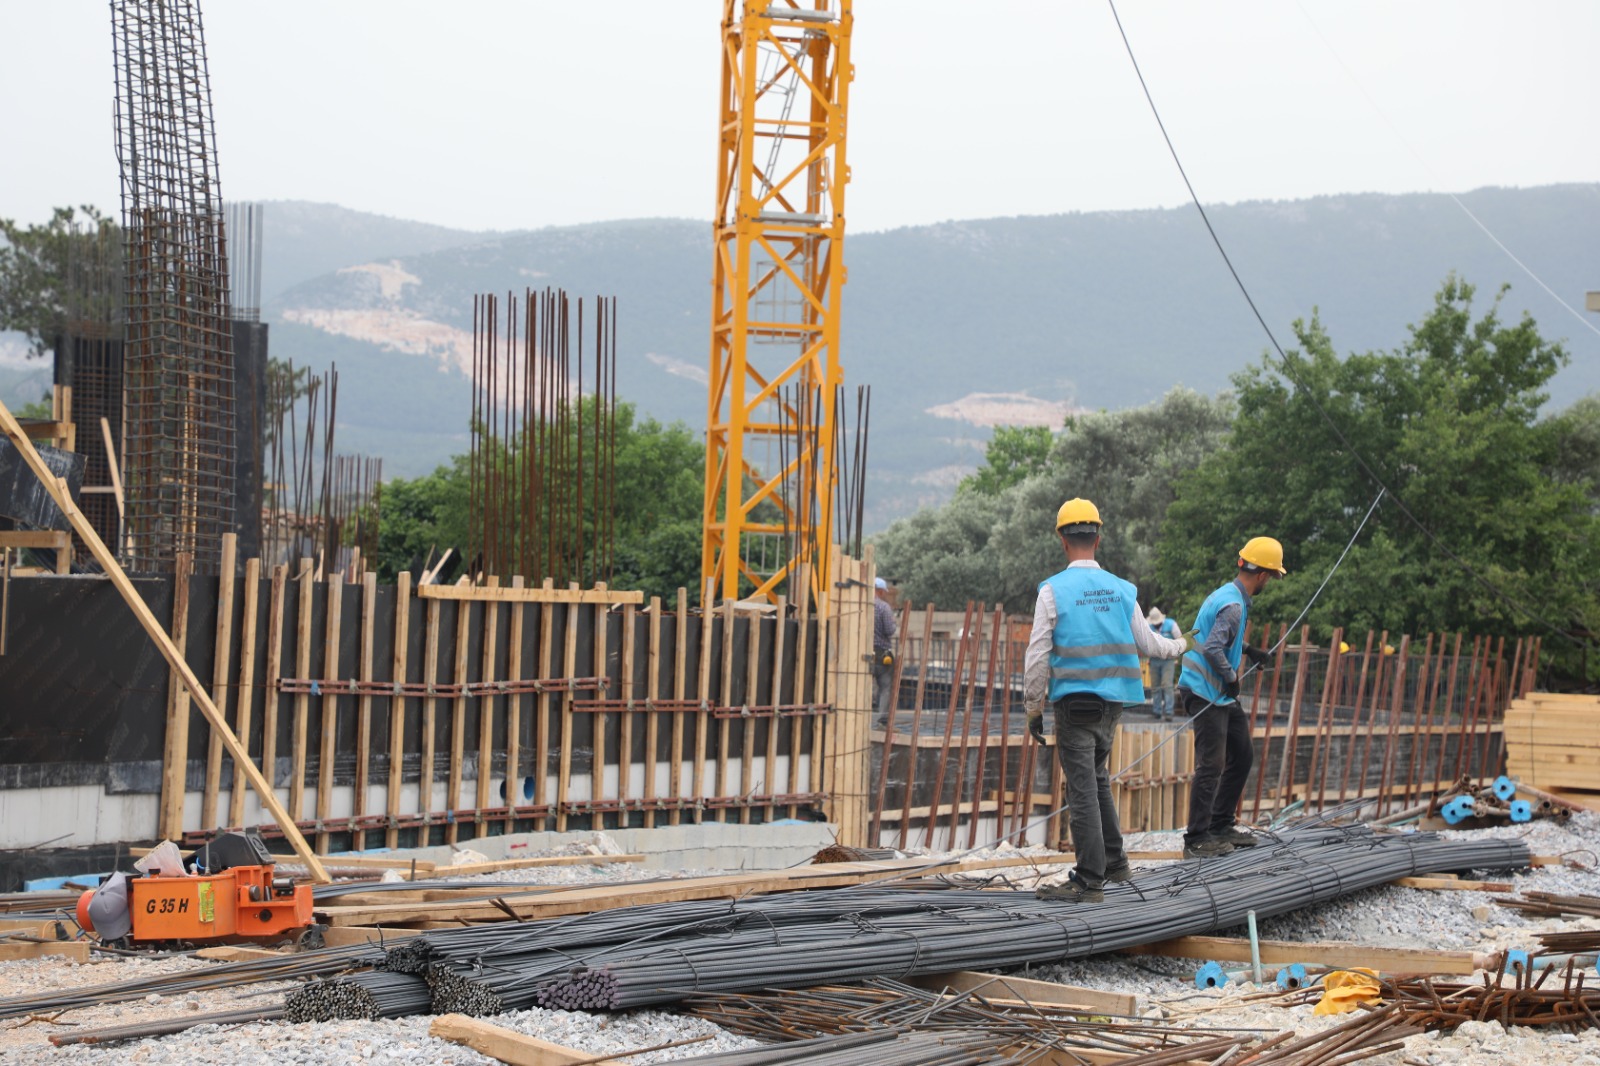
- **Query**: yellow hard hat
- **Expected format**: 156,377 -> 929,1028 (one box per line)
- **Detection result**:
1055,498 -> 1102,533
1238,536 -> 1287,575
1339,641 -> 1351,654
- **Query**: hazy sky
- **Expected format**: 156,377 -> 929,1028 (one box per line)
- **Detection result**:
1,1 -> 1595,233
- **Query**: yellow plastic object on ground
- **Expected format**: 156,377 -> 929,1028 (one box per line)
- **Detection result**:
1313,968 -> 1382,1015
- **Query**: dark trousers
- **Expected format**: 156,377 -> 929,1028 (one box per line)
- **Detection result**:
872,660 -> 894,722
1052,698 -> 1125,889
1182,689 -> 1253,843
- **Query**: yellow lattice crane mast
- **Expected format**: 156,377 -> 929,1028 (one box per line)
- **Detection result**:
702,0 -> 853,607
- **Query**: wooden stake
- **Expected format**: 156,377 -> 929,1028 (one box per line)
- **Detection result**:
99,417 -> 125,525
316,572 -> 344,854
504,577 -> 525,832
591,589 -> 609,827
260,564 -> 287,820
535,581 -> 554,831
556,592 -> 579,831
0,395 -> 328,881
159,552 -> 194,841
670,588 -> 687,826
420,597 -> 442,826
788,565 -> 809,821
475,591 -> 499,821
289,562 -> 314,821
387,572 -> 412,849
643,596 -> 662,828
353,571 -> 377,849
201,532 -> 237,829
447,598 -> 471,843
619,601 -> 636,817
228,557 -> 262,828
717,599 -> 735,817
740,605 -> 760,824
766,595 -> 786,825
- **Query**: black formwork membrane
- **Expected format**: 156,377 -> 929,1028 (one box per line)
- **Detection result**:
0,571 -> 826,875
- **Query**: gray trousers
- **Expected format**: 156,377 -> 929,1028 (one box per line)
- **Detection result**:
872,660 -> 894,722
1053,698 -> 1126,889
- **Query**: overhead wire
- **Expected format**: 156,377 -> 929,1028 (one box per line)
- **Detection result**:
1291,2 -> 1600,343
1104,0 -> 1589,652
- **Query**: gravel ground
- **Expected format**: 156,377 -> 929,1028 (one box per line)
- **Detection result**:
3,815 -> 1597,1065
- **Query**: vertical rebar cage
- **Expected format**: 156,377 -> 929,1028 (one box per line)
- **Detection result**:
112,0 -> 237,573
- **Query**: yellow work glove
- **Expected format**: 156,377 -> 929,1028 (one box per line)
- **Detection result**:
1026,709 -> 1046,743
1183,631 -> 1201,654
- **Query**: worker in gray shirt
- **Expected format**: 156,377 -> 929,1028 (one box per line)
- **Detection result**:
872,577 -> 897,726
1176,537 -> 1285,859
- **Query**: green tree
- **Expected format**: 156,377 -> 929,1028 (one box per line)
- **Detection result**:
958,424 -> 1053,496
0,206 -> 120,357
1156,276 -> 1600,680
875,387 -> 1232,611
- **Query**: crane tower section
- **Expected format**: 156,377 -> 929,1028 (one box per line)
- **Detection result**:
702,0 -> 853,606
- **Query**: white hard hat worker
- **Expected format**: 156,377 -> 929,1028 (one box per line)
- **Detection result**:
1146,607 -> 1165,625
875,577 -> 887,591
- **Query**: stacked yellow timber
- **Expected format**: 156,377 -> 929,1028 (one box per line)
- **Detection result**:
1504,693 -> 1600,798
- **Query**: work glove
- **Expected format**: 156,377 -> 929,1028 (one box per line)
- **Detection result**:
1027,711 -> 1046,743
1183,631 -> 1201,654
1222,678 -> 1241,702
1243,644 -> 1272,668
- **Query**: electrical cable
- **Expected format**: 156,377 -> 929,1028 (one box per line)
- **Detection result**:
1291,2 -> 1600,343
1104,0 -> 1588,652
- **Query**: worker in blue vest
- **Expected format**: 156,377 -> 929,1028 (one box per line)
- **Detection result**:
1177,537 -> 1285,859
1024,499 -> 1187,903
1145,607 -> 1181,719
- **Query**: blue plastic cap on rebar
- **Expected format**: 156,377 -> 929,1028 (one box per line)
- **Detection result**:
1506,949 -> 1530,974
1493,775 -> 1517,801
1509,799 -> 1533,824
1276,963 -> 1309,990
1194,961 -> 1228,989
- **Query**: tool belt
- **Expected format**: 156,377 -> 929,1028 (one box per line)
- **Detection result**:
1055,692 -> 1109,725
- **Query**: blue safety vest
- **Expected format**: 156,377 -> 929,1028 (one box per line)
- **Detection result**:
1041,568 -> 1144,705
1179,581 -> 1247,704
1151,618 -> 1178,639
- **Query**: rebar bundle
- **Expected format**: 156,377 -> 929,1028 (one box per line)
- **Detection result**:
112,0 -> 237,573
467,288 -> 617,585
352,827 -> 1527,1020
284,970 -> 431,1022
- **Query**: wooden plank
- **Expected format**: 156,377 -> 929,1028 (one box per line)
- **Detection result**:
0,941 -> 91,963
420,598 -> 442,823
290,562 -> 314,821
717,599 -> 735,821
260,564 -> 288,818
228,557 -> 262,828
319,925 -> 420,949
643,596 -> 662,829
447,597 -> 471,844
535,582 -> 555,831
316,572 -> 344,855
355,573 -> 379,845
418,584 -> 642,605
203,531 -> 236,832
318,854 -> 1097,928
910,970 -> 1136,1016
693,594 -> 713,820
504,578 -> 525,833
740,601 -> 760,824
0,530 -> 72,550
766,595 -> 786,825
1393,876 -> 1512,892
387,572 -> 412,849
430,1015 -> 623,1066
669,588 -> 687,827
557,591 -> 579,832
1122,935 -> 1497,975
618,601 -> 636,818
790,564 -> 811,822
592,588 -> 609,827
476,591 -> 500,819
0,397 -> 329,882
193,945 -> 289,962
159,551 -> 194,841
